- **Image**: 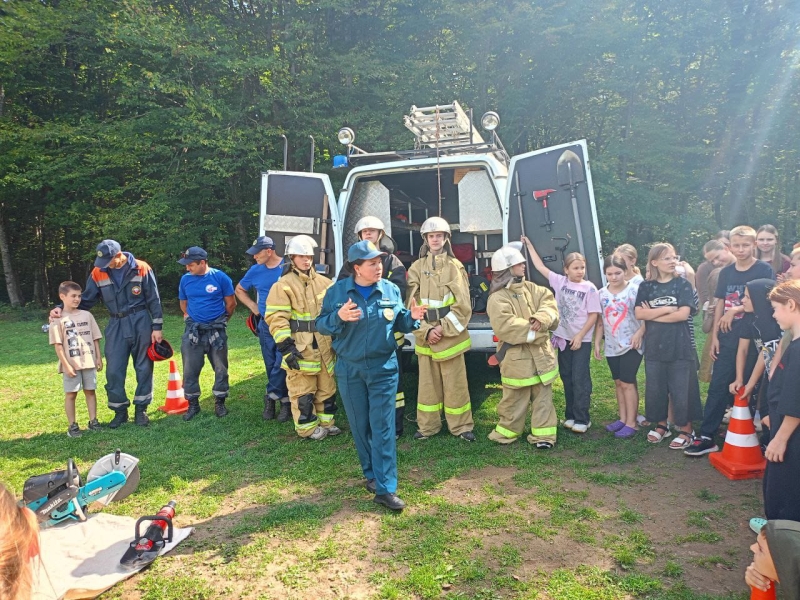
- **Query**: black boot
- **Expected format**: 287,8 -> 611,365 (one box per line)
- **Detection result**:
134,405 -> 150,427
263,396 -> 276,420
277,400 -> 291,423
108,408 -> 129,429
215,398 -> 228,418
183,398 -> 201,421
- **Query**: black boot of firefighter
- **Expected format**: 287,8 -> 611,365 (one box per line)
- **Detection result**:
183,398 -> 201,421
134,405 -> 150,427
277,400 -> 291,423
215,398 -> 228,418
108,408 -> 129,429
263,395 -> 276,420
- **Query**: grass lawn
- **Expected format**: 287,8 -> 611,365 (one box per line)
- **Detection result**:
1,309 -> 756,599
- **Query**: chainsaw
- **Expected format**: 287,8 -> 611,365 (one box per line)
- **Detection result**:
22,449 -> 140,528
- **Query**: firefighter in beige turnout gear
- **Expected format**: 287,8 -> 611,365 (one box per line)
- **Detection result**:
486,244 -> 560,448
264,235 -> 338,440
407,217 -> 476,441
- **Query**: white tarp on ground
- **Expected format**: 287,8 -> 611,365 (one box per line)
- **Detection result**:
32,512 -> 193,600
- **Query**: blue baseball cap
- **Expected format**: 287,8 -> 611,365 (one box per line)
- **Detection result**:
246,236 -> 276,255
95,239 -> 122,268
178,246 -> 208,265
348,240 -> 386,263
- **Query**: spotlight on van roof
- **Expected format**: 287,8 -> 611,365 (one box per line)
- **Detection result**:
481,111 -> 500,131
338,127 -> 356,145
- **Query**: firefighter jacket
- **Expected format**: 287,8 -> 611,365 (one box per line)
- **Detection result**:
265,266 -> 335,373
407,253 -> 472,361
486,279 -> 560,388
80,252 -> 163,330
316,277 -> 418,364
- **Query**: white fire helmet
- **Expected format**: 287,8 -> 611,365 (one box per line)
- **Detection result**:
354,216 -> 385,236
491,244 -> 526,272
285,235 -> 318,257
420,216 -> 451,238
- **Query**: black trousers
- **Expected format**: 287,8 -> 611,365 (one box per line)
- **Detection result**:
558,342 -> 592,425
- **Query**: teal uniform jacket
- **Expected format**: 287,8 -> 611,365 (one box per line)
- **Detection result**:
316,276 -> 419,496
316,277 -> 418,363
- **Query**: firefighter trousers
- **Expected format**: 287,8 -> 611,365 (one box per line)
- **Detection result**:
416,354 -> 474,437
488,383 -> 557,445
336,357 -> 398,495
104,315 -> 154,410
286,362 -> 337,438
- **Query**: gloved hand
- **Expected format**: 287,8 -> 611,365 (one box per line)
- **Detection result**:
276,338 -> 304,370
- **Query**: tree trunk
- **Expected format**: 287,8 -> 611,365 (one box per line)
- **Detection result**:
0,203 -> 24,307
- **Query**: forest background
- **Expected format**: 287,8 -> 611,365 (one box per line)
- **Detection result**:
1,0 -> 799,306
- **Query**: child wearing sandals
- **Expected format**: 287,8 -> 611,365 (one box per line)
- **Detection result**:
594,254 -> 644,438
524,236 -> 600,433
634,243 -> 700,449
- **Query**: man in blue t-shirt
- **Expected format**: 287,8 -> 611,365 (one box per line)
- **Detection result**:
178,246 -> 236,421
235,236 -> 290,422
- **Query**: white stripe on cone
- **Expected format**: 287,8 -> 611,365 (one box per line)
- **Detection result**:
731,406 -> 751,420
169,372 -> 181,381
723,431 -> 760,448
166,388 -> 185,398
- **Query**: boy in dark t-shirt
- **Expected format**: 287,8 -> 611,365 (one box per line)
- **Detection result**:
686,226 -> 775,456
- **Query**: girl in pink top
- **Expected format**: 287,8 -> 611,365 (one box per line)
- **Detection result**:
524,237 -> 601,433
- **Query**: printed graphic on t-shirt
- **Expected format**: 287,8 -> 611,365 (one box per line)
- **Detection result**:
724,286 -> 746,320
647,295 -> 677,308
49,311 -> 102,370
557,285 -> 586,325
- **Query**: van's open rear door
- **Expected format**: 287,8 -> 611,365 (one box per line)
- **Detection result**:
505,140 -> 603,287
260,172 -> 342,276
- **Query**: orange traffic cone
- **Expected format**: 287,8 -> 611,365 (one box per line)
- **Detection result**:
158,360 -> 188,415
750,583 -> 776,599
709,389 -> 766,480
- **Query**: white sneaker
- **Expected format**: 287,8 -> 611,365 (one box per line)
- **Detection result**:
326,425 -> 342,436
562,419 -> 575,429
309,426 -> 329,440
571,422 -> 592,434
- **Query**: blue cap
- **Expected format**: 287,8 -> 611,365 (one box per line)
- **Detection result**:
95,239 -> 122,268
178,246 -> 208,265
348,240 -> 386,263
246,236 -> 275,255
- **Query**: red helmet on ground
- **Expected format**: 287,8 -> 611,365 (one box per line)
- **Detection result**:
147,339 -> 174,362
246,313 -> 262,336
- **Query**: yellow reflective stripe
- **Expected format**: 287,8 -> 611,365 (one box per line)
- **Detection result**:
274,328 -> 291,342
326,359 -> 335,373
396,392 -> 405,400
444,402 -> 471,415
281,359 -> 321,372
501,367 -> 559,388
532,426 -> 557,436
265,304 -> 291,313
291,310 -> 312,320
417,402 -> 443,412
494,425 -> 519,439
415,337 -> 472,360
296,420 -> 318,431
395,399 -> 405,408
421,292 -> 455,309
318,414 -> 334,423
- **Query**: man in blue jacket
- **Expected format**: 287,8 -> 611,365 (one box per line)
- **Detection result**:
316,240 -> 426,511
50,239 -> 164,428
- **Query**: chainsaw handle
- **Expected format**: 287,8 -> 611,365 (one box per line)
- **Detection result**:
134,514 -> 174,543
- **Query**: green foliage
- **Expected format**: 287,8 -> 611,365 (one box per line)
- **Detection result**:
1,0 -> 799,302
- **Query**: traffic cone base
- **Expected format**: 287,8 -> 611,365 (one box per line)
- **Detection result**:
709,392 -> 765,480
158,360 -> 189,415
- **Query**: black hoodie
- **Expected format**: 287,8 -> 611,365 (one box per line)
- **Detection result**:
743,278 -> 783,372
